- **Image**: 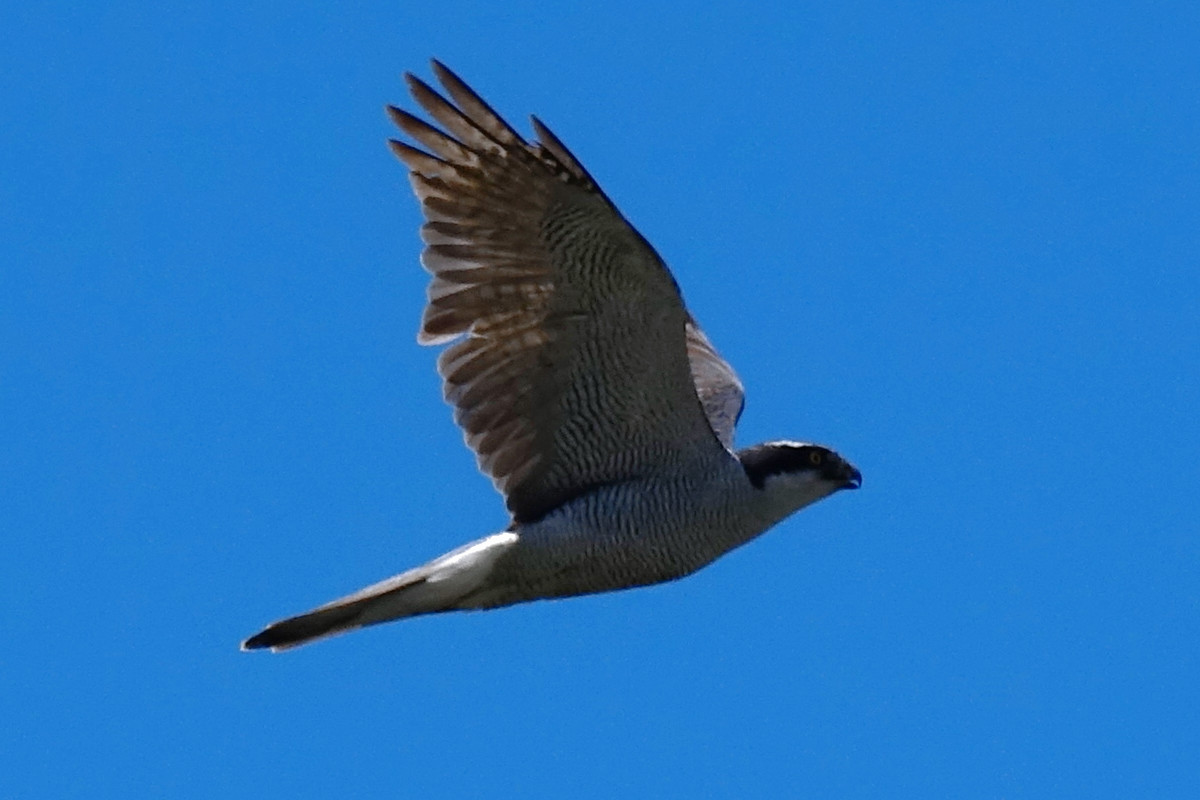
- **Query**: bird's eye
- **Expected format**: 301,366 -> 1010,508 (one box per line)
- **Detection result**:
809,451 -> 823,465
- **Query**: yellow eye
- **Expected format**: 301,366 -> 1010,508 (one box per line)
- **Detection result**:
809,451 -> 823,465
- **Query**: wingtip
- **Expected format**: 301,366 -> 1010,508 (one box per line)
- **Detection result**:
528,114 -> 546,139
403,71 -> 430,96
429,58 -> 456,85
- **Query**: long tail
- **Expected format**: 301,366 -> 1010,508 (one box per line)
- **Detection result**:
241,532 -> 518,652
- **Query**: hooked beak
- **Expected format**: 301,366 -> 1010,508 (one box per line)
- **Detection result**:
839,461 -> 862,490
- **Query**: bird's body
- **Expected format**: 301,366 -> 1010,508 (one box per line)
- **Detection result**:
485,452 -> 814,601
243,61 -> 860,652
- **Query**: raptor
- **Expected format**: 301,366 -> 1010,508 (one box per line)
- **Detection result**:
242,61 -> 861,651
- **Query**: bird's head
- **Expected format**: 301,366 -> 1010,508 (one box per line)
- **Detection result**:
738,440 -> 861,518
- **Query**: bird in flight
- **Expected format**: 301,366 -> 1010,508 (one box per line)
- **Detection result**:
242,61 -> 861,652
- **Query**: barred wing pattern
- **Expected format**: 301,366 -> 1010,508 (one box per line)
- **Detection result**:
389,62 -> 742,523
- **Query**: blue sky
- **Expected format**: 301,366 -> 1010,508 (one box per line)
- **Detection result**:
4,1 -> 1197,796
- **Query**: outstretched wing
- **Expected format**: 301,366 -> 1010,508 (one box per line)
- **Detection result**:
389,61 -> 734,523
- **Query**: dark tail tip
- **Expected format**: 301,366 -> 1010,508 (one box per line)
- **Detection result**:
240,603 -> 363,652
240,628 -> 281,652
